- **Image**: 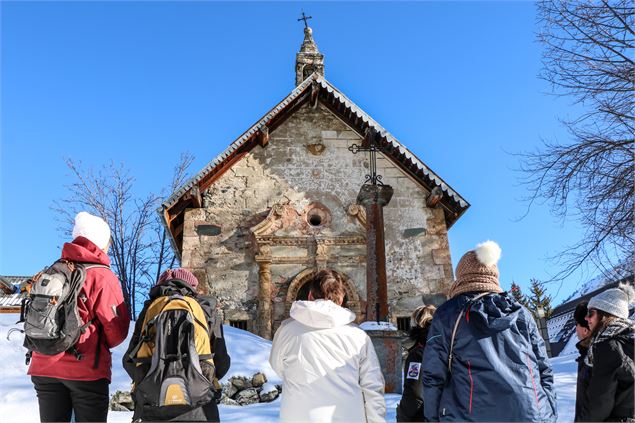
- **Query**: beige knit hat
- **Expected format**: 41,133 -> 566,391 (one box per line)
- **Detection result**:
449,240 -> 503,298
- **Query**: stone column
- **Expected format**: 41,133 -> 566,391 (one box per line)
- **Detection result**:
364,329 -> 405,394
255,250 -> 272,339
357,184 -> 394,322
315,240 -> 328,270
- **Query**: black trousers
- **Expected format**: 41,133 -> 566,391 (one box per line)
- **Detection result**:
31,376 -> 110,422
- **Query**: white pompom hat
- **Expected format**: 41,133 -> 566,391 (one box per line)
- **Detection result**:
449,240 -> 503,298
72,211 -> 111,250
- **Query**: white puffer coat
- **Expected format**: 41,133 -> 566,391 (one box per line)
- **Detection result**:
269,299 -> 386,423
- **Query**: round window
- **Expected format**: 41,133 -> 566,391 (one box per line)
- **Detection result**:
308,213 -> 323,227
304,204 -> 330,229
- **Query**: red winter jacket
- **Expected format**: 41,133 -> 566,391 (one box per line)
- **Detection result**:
28,236 -> 131,382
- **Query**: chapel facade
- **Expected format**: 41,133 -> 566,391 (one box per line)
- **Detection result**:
161,26 -> 469,339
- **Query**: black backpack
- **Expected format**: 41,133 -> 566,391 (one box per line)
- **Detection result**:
124,281 -> 221,420
20,259 -> 108,363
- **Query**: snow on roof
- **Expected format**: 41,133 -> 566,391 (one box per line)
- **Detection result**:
0,293 -> 25,308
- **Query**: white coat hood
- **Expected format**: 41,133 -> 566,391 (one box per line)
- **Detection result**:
290,299 -> 356,329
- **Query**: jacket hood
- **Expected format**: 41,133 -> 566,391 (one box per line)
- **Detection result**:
61,236 -> 111,266
290,299 -> 356,329
148,279 -> 197,299
455,291 -> 524,333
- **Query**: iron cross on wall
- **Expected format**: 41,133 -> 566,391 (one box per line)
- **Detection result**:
348,127 -> 385,186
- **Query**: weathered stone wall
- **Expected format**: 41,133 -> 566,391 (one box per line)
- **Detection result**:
182,102 -> 453,335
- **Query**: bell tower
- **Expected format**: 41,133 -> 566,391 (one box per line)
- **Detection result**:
295,13 -> 324,86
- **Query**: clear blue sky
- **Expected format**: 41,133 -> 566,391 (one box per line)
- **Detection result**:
1,1 -> 593,304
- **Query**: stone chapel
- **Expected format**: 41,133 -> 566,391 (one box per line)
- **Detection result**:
160,25 -> 469,339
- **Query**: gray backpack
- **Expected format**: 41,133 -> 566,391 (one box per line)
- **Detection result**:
20,259 -> 108,363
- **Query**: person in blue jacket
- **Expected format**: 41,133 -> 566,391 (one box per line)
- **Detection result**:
422,240 -> 557,422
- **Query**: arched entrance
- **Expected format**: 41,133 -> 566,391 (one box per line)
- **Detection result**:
286,268 -> 362,319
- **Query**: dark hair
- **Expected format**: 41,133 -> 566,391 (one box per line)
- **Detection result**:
574,301 -> 589,329
309,269 -> 346,305
590,308 -> 617,337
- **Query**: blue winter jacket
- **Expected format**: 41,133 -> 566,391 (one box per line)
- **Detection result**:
422,292 -> 557,422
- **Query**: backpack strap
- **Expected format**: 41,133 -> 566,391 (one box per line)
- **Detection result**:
92,322 -> 103,368
17,296 -> 28,324
79,263 -> 109,368
179,297 -> 210,333
448,292 -> 491,373
127,294 -> 190,364
198,296 -> 222,340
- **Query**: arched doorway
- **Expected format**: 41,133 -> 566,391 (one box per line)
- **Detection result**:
286,268 -> 362,319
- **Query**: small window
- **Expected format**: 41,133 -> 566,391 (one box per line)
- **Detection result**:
196,224 -> 221,236
229,320 -> 248,330
397,317 -> 411,332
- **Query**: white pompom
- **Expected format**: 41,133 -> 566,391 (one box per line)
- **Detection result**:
619,283 -> 635,304
474,240 -> 502,266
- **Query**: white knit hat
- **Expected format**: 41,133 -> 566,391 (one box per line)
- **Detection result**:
588,283 -> 635,319
72,211 -> 111,250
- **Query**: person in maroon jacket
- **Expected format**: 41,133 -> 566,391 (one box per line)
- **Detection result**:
28,211 -> 131,423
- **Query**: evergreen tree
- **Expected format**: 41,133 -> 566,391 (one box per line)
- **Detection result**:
527,278 -> 553,318
510,282 -> 528,307
510,282 -> 529,307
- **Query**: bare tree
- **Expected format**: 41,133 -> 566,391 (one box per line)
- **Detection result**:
521,0 -> 634,280
54,153 -> 194,317
150,152 -> 195,282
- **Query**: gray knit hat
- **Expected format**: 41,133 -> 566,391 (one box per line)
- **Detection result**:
588,283 -> 635,319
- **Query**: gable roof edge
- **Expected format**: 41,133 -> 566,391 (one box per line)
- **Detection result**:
162,73 -> 468,211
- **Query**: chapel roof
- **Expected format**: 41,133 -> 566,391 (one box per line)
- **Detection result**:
160,73 -> 470,256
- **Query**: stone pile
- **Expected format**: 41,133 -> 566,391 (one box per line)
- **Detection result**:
108,372 -> 281,411
109,390 -> 134,411
220,372 -> 281,406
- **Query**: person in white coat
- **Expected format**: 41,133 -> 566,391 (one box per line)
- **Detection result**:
269,269 -> 386,423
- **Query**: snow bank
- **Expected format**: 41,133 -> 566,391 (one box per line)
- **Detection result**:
220,325 -> 281,384
551,354 -> 578,422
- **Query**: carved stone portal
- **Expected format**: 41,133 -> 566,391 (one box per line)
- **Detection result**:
249,203 -> 366,338
286,268 -> 361,318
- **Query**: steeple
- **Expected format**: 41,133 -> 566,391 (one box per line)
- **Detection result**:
295,13 -> 324,86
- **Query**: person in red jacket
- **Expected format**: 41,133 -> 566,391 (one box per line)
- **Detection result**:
28,211 -> 131,423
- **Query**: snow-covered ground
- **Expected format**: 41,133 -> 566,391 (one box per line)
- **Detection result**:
0,314 -> 575,422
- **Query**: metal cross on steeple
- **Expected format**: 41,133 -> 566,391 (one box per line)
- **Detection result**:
297,11 -> 312,28
348,127 -> 384,186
